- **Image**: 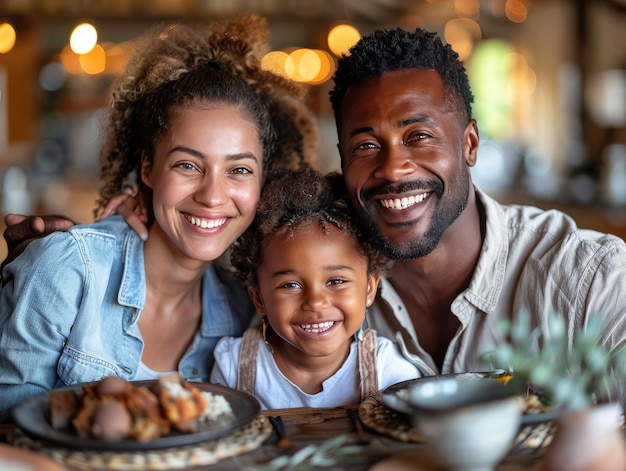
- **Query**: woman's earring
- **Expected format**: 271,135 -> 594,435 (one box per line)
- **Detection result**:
261,316 -> 274,353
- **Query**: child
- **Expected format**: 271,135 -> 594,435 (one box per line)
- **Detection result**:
210,167 -> 421,408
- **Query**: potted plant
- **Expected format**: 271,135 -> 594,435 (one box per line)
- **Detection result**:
482,311 -> 626,471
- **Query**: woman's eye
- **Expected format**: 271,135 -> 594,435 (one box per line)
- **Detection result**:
174,162 -> 199,172
231,167 -> 252,175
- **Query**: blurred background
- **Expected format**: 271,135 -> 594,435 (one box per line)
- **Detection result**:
1,0 -> 625,260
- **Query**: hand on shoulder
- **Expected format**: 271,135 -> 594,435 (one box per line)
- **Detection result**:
2,214 -> 76,270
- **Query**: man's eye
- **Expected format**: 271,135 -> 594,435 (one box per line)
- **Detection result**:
407,132 -> 429,143
355,142 -> 378,151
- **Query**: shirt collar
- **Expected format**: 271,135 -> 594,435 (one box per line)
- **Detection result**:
462,186 -> 508,314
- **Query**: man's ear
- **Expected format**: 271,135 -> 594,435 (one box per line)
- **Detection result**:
248,286 -> 266,315
463,119 -> 480,168
140,153 -> 153,188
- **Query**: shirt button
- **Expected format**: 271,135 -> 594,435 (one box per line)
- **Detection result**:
191,369 -> 199,376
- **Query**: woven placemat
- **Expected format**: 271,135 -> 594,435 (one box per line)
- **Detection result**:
8,415 -> 271,470
358,394 -> 557,452
358,395 -> 421,443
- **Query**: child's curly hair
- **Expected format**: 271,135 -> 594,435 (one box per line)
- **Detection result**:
231,166 -> 392,288
94,12 -> 319,220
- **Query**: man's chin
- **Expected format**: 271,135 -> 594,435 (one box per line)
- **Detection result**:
377,233 -> 439,261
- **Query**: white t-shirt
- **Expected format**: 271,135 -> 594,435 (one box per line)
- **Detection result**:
132,361 -> 176,381
210,335 -> 421,409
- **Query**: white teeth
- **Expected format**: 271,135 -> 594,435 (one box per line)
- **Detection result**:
380,193 -> 429,210
189,216 -> 226,229
299,321 -> 335,333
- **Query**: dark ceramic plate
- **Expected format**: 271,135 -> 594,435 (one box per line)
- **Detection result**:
12,381 -> 260,451
381,372 -> 556,426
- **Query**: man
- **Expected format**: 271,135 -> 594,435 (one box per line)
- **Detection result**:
5,27 -> 626,376
327,27 -> 626,375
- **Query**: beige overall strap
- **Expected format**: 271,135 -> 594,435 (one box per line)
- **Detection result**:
236,326 -> 261,395
358,328 -> 379,401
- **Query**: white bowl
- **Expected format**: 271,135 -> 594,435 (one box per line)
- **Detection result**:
405,376 -> 523,471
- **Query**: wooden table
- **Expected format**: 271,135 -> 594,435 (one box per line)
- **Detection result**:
0,406 -> 544,470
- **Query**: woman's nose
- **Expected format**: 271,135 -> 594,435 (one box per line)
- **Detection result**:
195,173 -> 228,206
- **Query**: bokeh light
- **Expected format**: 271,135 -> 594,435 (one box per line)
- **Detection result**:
505,0 -> 528,23
327,23 -> 361,57
261,49 -> 335,85
308,50 -> 335,85
70,23 -> 98,55
454,0 -> 480,18
289,48 -> 320,82
103,43 -> 129,74
39,62 -> 67,91
79,43 -> 106,74
261,50 -> 293,79
0,22 -> 17,54
60,44 -> 83,74
444,18 -> 480,61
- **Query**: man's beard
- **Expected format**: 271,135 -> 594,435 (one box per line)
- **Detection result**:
361,176 -> 470,261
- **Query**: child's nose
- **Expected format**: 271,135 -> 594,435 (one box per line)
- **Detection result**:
302,287 -> 330,311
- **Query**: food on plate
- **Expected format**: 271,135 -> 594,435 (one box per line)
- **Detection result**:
48,387 -> 79,430
489,372 -> 552,416
47,373 -> 234,441
516,392 -> 552,415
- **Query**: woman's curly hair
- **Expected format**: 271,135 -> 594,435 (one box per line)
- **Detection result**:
329,27 -> 474,130
94,12 -> 319,219
231,166 -> 392,288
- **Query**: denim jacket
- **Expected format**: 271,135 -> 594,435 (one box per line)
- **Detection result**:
0,216 -> 254,417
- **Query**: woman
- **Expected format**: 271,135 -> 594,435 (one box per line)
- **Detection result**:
0,15 -> 316,420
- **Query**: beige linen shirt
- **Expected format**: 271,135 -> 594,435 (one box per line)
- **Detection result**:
367,186 -> 626,376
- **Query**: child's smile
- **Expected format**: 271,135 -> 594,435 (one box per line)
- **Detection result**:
252,221 -> 378,362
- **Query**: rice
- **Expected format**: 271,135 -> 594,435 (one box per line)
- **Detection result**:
199,391 -> 234,422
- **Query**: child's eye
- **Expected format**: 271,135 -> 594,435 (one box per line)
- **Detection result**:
279,281 -> 301,290
327,278 -> 348,286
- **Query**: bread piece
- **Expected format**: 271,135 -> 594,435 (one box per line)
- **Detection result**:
48,389 -> 79,430
153,373 -> 207,432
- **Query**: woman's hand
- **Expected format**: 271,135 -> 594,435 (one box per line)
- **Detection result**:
101,193 -> 149,241
2,214 -> 76,270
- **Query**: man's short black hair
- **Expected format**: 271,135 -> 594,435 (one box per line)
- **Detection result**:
329,27 -> 474,125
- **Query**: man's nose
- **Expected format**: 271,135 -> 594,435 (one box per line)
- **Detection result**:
372,145 -> 416,181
